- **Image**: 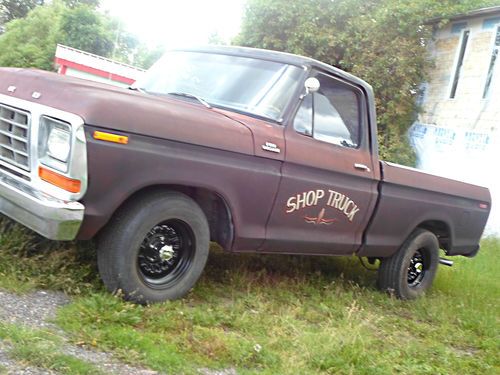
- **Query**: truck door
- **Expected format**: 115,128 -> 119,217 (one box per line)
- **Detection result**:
261,71 -> 379,255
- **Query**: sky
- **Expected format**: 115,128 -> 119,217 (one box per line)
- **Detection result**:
100,0 -> 246,48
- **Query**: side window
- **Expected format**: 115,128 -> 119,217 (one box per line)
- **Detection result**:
293,73 -> 361,148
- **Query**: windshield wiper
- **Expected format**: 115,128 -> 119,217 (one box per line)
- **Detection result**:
167,92 -> 212,109
128,86 -> 146,93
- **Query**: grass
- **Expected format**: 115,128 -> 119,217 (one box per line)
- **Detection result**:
0,216 -> 499,374
0,323 -> 102,374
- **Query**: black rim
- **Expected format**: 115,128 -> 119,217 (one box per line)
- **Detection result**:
407,249 -> 426,287
137,220 -> 194,289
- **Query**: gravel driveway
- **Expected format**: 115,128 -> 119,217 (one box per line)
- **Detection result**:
0,290 -> 237,375
0,290 -> 160,375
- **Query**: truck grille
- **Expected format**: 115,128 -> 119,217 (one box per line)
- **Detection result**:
0,104 -> 30,171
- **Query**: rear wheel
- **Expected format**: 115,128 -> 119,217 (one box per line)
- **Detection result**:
97,191 -> 209,304
377,229 -> 439,299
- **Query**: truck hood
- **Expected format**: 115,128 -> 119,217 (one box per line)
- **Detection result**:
0,68 -> 254,155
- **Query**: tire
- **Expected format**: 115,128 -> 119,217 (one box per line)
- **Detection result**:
377,229 -> 439,300
97,191 -> 209,304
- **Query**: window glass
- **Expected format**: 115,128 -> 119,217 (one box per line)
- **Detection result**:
314,74 -> 360,147
293,94 -> 312,135
134,51 -> 303,121
450,29 -> 470,99
294,73 -> 361,148
483,26 -> 500,98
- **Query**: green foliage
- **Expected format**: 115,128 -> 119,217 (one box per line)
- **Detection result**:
58,5 -> 114,58
0,216 -> 101,294
236,0 -> 500,165
0,0 -> 44,25
62,0 -> 99,9
0,1 -> 142,71
0,323 -> 103,374
0,2 -> 63,70
133,44 -> 165,69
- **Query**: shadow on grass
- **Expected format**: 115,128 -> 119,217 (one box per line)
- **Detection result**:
0,215 -> 377,295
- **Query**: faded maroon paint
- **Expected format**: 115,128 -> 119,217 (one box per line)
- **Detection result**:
360,162 -> 491,257
261,78 -> 379,255
79,126 -> 282,250
0,68 -> 254,156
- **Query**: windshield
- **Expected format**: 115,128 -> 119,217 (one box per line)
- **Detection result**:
134,51 -> 304,121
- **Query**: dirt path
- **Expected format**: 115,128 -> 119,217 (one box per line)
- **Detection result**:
0,290 -> 160,375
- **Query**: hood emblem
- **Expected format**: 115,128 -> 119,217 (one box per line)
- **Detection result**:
7,86 -> 16,93
32,92 -> 41,99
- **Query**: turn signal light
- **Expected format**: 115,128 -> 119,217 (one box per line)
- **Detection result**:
93,131 -> 128,144
39,166 -> 81,193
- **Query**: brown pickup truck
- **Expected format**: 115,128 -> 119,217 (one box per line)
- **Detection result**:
0,46 -> 491,303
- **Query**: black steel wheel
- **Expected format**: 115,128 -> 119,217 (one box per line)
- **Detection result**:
137,221 -> 195,288
377,229 -> 439,299
97,191 -> 209,304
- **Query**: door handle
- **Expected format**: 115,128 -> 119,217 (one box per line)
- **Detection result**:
354,163 -> 371,172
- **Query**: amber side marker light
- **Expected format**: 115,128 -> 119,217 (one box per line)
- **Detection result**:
93,131 -> 128,144
39,166 -> 81,193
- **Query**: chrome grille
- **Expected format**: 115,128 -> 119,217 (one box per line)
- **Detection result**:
0,104 -> 30,171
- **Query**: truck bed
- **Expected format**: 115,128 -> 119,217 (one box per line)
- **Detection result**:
359,162 -> 491,258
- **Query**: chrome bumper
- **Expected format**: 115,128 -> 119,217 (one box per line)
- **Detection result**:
0,171 -> 84,240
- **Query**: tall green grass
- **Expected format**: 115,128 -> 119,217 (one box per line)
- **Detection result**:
0,216 -> 498,374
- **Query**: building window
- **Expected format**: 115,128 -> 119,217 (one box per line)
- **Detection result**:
450,29 -> 470,99
483,25 -> 500,99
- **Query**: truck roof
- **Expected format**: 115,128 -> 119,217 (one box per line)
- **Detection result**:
173,45 -> 373,93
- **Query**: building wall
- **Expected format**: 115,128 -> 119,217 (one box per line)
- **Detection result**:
420,13 -> 500,134
414,12 -> 500,235
64,67 -> 130,88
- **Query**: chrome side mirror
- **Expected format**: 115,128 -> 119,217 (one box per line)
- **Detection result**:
301,77 -> 320,99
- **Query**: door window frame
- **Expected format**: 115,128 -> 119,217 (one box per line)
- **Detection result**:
290,70 -> 368,151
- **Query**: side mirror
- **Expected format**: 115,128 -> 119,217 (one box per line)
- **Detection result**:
300,77 -> 320,99
304,77 -> 320,94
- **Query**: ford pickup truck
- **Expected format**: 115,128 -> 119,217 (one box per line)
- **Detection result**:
0,46 -> 491,303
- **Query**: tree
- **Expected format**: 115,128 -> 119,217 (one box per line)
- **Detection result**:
0,2 -> 63,70
0,1 -> 141,70
133,44 -> 165,69
235,0 -> 500,165
0,0 -> 44,26
62,0 -> 99,8
58,5 -> 115,57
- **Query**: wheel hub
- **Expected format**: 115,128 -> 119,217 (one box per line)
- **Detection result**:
159,245 -> 175,261
407,250 -> 425,287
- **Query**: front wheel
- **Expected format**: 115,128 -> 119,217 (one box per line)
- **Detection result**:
97,191 -> 210,304
377,229 -> 439,299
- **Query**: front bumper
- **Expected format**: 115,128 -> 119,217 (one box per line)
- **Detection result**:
0,171 -> 84,240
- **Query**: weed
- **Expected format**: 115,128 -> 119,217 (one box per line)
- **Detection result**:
0,323 -> 102,374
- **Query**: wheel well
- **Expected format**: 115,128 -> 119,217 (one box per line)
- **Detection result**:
116,185 -> 234,251
417,220 -> 451,253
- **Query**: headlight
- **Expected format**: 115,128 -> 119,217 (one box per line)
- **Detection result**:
48,127 -> 71,161
38,116 -> 72,172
